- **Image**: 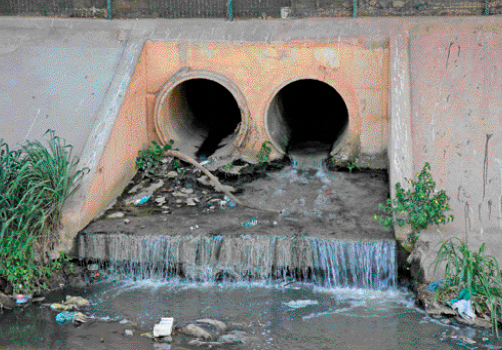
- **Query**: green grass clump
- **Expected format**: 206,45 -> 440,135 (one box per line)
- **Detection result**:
0,130 -> 88,293
434,238 -> 502,337
136,140 -> 180,177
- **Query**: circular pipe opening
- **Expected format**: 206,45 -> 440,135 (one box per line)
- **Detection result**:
155,73 -> 247,160
266,79 -> 349,155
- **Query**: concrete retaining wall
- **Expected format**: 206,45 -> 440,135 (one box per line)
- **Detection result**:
1,17 -> 501,277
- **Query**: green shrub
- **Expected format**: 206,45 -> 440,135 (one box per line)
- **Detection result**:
0,130 -> 87,293
375,162 -> 454,246
434,238 -> 502,337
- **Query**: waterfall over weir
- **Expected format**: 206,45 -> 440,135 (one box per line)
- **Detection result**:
78,234 -> 396,290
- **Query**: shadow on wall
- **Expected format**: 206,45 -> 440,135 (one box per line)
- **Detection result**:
159,78 -> 242,159
267,79 -> 349,155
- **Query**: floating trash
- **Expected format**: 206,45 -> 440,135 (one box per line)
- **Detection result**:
241,218 -> 258,227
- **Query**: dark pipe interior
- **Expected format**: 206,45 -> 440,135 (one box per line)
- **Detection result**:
277,79 -> 348,154
182,79 -> 241,159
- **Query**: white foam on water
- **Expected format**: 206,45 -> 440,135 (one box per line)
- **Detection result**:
283,300 -> 319,309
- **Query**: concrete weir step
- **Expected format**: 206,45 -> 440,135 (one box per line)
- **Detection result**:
78,232 -> 397,290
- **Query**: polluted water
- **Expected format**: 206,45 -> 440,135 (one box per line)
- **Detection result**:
2,149 -> 502,350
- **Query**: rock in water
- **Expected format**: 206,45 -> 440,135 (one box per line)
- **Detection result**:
175,323 -> 215,341
196,319 -> 227,335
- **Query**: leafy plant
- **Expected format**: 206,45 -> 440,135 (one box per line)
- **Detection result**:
0,130 -> 87,294
434,238 -> 502,337
374,162 -> 454,246
136,140 -> 179,177
257,141 -> 272,164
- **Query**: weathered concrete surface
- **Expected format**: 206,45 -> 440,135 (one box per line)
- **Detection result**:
1,17 -> 501,263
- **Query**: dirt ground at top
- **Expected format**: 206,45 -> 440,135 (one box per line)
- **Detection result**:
83,153 -> 394,243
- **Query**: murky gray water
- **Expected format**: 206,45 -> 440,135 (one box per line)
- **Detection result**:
82,278 -> 498,350
2,278 -> 500,350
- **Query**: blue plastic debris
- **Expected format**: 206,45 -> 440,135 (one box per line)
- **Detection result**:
426,279 -> 445,291
56,311 -> 78,325
242,218 -> 258,227
228,201 -> 236,208
447,288 -> 474,307
134,196 -> 151,206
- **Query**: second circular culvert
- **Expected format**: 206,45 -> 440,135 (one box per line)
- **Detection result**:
154,71 -> 248,159
266,78 -> 349,155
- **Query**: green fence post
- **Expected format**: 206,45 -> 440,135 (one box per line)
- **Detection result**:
353,0 -> 357,18
107,0 -> 112,19
485,0 -> 490,15
228,0 -> 233,21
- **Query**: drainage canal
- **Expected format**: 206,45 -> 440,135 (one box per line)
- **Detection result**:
266,79 -> 348,155
155,76 -> 245,159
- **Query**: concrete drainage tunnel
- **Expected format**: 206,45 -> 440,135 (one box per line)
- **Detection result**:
157,77 -> 349,160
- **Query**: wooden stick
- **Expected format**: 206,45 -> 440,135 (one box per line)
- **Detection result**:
164,150 -> 282,214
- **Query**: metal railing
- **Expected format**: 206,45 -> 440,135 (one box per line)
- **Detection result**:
0,0 -> 500,19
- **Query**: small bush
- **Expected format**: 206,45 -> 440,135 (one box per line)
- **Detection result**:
0,130 -> 87,293
375,162 -> 454,246
434,238 -> 502,337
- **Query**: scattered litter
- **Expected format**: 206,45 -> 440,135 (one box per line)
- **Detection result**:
141,332 -> 154,339
107,212 -> 124,219
135,196 -> 151,206
120,319 -> 129,324
167,171 -> 178,178
153,317 -> 174,337
228,201 -> 236,208
283,300 -> 319,309
124,218 -> 130,224
15,294 -> 32,305
155,197 -> 166,205
56,311 -> 77,325
447,288 -> 474,306
458,335 -> 476,344
55,311 -> 90,326
241,218 -> 258,228
427,279 -> 445,291
51,303 -> 77,311
448,299 -> 476,320
186,198 -> 197,206
124,329 -> 134,336
181,188 -> 194,194
88,264 -> 99,271
50,296 -> 90,311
